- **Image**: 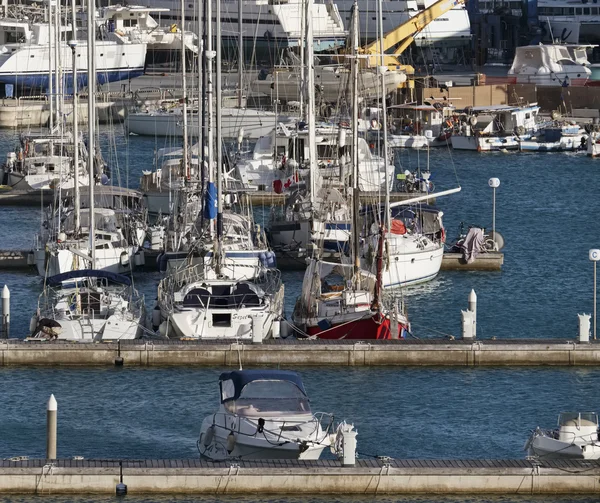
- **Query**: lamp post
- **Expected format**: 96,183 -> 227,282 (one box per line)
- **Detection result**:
488,178 -> 500,238
590,249 -> 600,340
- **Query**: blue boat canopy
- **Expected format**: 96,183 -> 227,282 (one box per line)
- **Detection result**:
47,269 -> 132,287
218,370 -> 307,402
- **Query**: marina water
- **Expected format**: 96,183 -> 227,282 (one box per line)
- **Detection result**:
0,127 -> 600,503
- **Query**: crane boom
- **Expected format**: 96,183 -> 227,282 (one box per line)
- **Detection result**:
360,0 -> 466,71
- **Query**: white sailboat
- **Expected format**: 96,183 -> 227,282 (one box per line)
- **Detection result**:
28,0 -> 145,342
154,0 -> 285,340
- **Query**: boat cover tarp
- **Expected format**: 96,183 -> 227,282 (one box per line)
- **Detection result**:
461,227 -> 485,264
218,370 -> 307,402
47,269 -> 132,287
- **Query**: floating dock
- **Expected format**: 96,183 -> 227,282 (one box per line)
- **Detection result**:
0,457 -> 599,494
0,338 -> 597,367
441,252 -> 504,271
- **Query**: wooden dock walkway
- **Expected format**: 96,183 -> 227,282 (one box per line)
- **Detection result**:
0,457 -> 598,494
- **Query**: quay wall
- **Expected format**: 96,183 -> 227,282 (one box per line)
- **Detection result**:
0,458 -> 599,494
1,339 -> 600,366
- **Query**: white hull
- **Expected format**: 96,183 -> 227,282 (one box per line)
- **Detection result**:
35,246 -> 136,277
519,135 -> 587,152
198,415 -> 327,461
269,219 -> 350,253
451,135 -> 520,151
0,39 -> 146,89
125,108 -> 295,140
388,134 -> 450,149
364,235 -> 443,289
527,434 -> 600,460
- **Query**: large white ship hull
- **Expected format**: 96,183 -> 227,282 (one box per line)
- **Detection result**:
0,40 -> 146,89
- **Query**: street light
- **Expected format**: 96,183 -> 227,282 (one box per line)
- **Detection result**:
590,249 -> 600,340
488,178 -> 500,239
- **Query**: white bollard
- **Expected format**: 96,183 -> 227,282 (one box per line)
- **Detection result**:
461,310 -> 475,340
468,289 -> 477,338
1,285 -> 9,339
578,314 -> 591,343
47,394 -> 57,460
341,425 -> 357,467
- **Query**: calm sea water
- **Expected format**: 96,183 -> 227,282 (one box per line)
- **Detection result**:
1,127 -> 600,503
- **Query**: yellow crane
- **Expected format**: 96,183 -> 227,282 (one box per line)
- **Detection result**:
358,0 -> 466,74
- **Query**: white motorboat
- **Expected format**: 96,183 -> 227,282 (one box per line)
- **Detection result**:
125,105 -> 296,140
387,103 -> 454,149
97,4 -> 198,65
518,122 -> 588,152
589,131 -> 600,157
451,105 -> 541,151
0,12 -> 146,90
198,370 -> 336,460
525,412 -> 600,460
508,44 -> 595,86
29,269 -> 144,341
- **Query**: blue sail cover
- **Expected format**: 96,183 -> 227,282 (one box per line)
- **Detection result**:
47,269 -> 132,287
205,182 -> 217,220
218,370 -> 307,402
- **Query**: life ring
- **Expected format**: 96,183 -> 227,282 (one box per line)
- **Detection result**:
339,120 -> 350,128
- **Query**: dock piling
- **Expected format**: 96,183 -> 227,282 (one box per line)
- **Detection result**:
462,289 -> 477,340
1,285 -> 9,339
46,394 -> 57,460
340,424 -> 357,467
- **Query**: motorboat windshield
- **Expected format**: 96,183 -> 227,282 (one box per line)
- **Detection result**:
558,412 -> 599,427
224,379 -> 311,417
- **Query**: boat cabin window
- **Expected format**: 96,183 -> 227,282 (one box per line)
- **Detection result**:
4,30 -> 25,44
576,7 -> 582,15
225,379 -> 310,416
122,19 -> 138,27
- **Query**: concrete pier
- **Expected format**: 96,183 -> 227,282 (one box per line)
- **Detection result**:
0,458 -> 599,494
441,252 -> 504,271
2,339 -> 600,367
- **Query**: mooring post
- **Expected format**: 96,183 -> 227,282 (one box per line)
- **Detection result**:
47,394 -> 57,460
1,285 -> 9,339
589,249 -> 600,340
468,289 -> 477,338
578,314 -> 591,343
341,425 -> 357,467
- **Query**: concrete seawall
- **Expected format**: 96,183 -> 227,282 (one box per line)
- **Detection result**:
1,458 -> 599,494
1,339 -> 599,366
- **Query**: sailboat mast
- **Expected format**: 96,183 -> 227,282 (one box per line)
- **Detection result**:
70,0 -> 80,235
48,1 -> 54,131
378,0 -> 391,231
206,0 -> 214,188
350,1 -> 360,277
237,0 -> 243,108
180,0 -> 189,178
54,0 -> 62,128
305,0 -> 316,209
216,0 -> 223,241
87,0 -> 96,267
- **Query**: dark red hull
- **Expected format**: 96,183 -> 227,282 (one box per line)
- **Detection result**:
306,316 -> 404,340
